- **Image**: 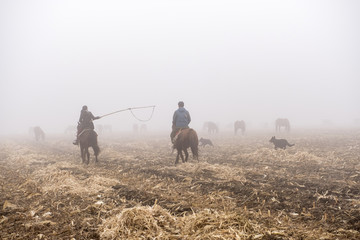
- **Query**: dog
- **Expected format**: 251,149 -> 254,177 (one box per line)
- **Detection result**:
269,136 -> 294,149
199,137 -> 214,147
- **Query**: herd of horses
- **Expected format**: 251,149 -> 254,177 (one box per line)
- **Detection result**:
30,118 -> 291,166
203,118 -> 290,135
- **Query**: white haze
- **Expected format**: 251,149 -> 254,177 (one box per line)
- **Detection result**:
1,0 -> 359,135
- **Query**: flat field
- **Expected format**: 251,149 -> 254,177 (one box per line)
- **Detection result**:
0,129 -> 359,239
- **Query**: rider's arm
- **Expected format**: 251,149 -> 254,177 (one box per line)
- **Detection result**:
90,112 -> 101,120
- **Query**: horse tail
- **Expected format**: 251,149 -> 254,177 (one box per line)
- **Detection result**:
90,130 -> 101,155
93,145 -> 100,155
189,129 -> 199,161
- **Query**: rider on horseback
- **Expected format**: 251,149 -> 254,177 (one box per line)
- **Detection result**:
73,105 -> 101,145
170,101 -> 191,144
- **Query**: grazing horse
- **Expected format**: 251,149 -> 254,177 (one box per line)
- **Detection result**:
234,120 -> 246,135
33,126 -> 45,141
78,129 -> 100,164
173,128 -> 199,165
203,121 -> 218,134
275,118 -> 290,132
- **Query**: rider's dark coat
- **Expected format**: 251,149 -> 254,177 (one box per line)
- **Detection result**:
79,110 -> 97,130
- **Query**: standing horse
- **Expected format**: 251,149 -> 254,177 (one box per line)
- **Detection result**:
173,128 -> 199,165
234,120 -> 246,135
78,129 -> 100,164
33,126 -> 45,141
275,118 -> 290,132
203,121 -> 218,134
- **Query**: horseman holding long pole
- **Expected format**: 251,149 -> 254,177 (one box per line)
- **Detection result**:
73,105 -> 101,145
72,104 -> 156,145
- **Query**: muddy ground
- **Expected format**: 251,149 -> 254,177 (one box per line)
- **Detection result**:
0,129 -> 359,239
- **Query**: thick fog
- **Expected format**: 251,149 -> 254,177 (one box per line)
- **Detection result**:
1,0 -> 359,135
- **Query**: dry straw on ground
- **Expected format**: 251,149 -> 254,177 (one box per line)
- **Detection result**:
1,131 -> 359,239
99,204 -> 266,240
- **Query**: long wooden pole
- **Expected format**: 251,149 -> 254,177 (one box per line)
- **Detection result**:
99,105 -> 155,118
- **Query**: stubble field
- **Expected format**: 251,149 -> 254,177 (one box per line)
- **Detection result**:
0,129 -> 359,239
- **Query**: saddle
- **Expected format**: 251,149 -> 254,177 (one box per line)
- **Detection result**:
78,128 -> 97,137
172,129 -> 182,144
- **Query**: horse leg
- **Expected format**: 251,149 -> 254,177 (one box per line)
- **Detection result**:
81,147 -> 85,164
184,149 -> 189,162
175,151 -> 180,165
92,145 -> 100,163
179,150 -> 185,163
86,148 -> 90,164
94,147 -> 98,163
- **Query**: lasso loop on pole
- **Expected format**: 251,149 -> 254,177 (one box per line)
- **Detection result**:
129,106 -> 155,122
99,105 -> 156,122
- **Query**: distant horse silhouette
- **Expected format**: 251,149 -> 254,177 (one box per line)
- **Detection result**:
203,121 -> 218,134
275,118 -> 290,132
78,129 -> 100,164
173,128 -> 199,165
234,120 -> 246,135
33,126 -> 45,141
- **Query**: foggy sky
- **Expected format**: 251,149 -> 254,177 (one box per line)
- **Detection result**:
1,0 -> 359,135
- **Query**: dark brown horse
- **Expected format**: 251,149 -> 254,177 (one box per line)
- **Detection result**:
275,118 -> 290,132
78,129 -> 100,164
234,120 -> 246,135
173,128 -> 199,165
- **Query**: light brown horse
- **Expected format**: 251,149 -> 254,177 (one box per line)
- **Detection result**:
173,128 -> 199,165
275,118 -> 290,132
234,120 -> 246,135
78,129 -> 100,164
